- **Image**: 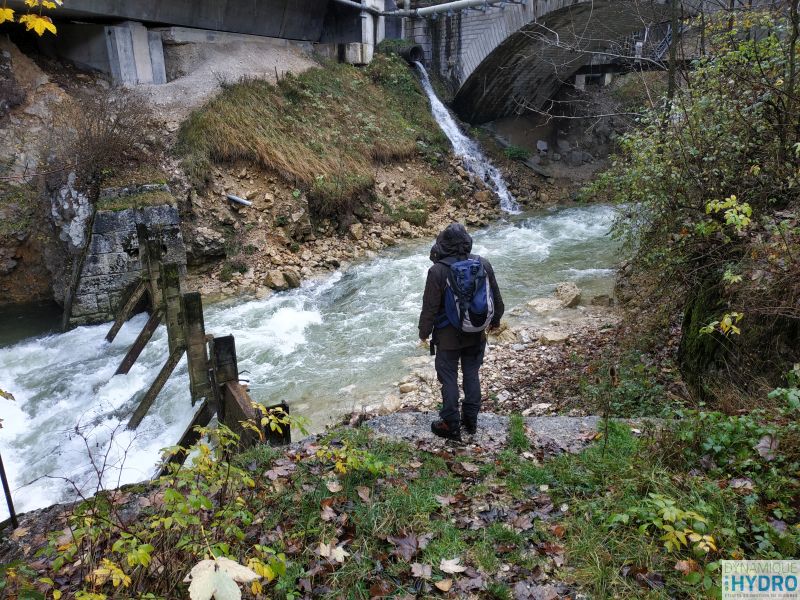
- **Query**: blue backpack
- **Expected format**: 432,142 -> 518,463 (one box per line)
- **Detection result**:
435,257 -> 495,333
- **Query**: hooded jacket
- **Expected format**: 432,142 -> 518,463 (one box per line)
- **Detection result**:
418,223 -> 504,350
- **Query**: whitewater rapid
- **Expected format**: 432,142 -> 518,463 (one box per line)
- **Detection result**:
0,205 -> 617,518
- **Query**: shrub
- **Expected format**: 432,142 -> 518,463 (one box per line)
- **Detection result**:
219,259 -> 247,282
587,6 -> 800,398
503,145 -> 531,161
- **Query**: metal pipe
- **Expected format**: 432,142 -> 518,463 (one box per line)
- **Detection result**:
226,194 -> 253,207
416,0 -> 495,16
332,0 -> 518,18
0,453 -> 18,529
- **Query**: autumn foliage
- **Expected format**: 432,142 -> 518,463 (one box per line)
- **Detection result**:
0,0 -> 61,36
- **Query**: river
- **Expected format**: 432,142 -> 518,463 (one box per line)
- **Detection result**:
0,204 -> 617,518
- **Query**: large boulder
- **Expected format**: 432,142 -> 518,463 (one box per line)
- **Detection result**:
189,226 -> 226,264
283,269 -> 302,289
526,297 -> 563,313
348,222 -> 364,241
554,282 -> 581,308
264,269 -> 287,291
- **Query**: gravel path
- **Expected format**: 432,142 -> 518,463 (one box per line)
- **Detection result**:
366,411 -> 606,454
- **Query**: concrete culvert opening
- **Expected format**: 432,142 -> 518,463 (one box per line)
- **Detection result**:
399,45 -> 424,64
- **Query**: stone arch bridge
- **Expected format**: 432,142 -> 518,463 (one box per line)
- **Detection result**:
405,0 -> 673,123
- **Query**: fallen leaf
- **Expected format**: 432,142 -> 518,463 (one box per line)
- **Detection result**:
550,524 -> 566,538
513,581 -> 558,600
357,486 -> 371,503
387,533 -> 421,561
674,559 -> 700,575
330,546 -> 350,563
369,579 -> 392,598
411,563 -> 432,579
511,514 -> 534,531
621,565 -> 665,589
321,505 -> 337,522
539,542 -> 565,567
459,462 -> 479,473
435,495 -> 456,506
409,460 -> 423,468
265,464 -> 294,480
10,527 -> 29,540
326,480 -> 343,493
435,579 -> 453,592
768,518 -> 788,533
184,556 -> 260,585
755,435 -> 778,461
439,557 -> 467,574
729,477 -> 755,491
457,575 -> 484,591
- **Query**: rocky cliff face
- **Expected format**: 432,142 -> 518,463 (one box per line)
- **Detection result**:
0,37 -> 71,308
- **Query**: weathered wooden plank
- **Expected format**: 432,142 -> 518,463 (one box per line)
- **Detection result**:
114,308 -> 163,376
211,335 -> 239,386
183,292 -> 212,405
127,345 -> 186,430
156,400 -> 215,477
137,224 -> 162,311
221,381 -> 261,448
105,279 -> 148,343
0,453 -> 18,529
160,263 -> 185,355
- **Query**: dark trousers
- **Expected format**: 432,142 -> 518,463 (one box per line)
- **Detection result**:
435,341 -> 486,427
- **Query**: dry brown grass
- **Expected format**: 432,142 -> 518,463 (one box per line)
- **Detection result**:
177,55 -> 446,220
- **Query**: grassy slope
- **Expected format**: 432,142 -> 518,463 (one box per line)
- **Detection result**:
3,403 -> 797,599
177,54 -> 447,219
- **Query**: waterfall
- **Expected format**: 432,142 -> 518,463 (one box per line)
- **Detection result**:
414,62 -> 520,214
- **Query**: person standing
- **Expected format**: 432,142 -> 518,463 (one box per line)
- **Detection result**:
418,223 -> 504,441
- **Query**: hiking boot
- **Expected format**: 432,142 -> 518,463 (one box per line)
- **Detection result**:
461,412 -> 477,436
431,419 -> 461,442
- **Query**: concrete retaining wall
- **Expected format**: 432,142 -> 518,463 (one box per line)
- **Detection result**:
69,201 -> 186,327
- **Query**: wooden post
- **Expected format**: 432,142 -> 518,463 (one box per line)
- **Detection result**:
127,345 -> 186,430
105,279 -> 148,343
210,335 -> 291,448
138,224 -> 162,311
183,292 -> 212,405
157,400 -> 215,477
222,381 -> 262,448
0,453 -> 18,529
160,263 -> 185,355
114,308 -> 163,376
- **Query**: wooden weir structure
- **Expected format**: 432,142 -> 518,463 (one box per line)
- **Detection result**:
108,225 -> 290,471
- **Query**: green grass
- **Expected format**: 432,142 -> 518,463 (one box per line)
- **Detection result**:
96,190 -> 175,212
177,54 -> 447,220
379,197 -> 430,227
8,402 -> 797,600
219,259 -> 248,282
508,413 -> 530,451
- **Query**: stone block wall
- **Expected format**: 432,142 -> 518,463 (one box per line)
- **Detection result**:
69,204 -> 187,327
